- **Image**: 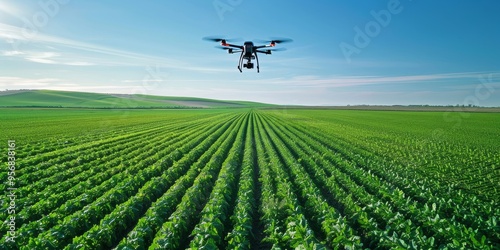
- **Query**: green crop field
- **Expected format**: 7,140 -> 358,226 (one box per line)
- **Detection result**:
0,90 -> 272,108
1,108 -> 499,249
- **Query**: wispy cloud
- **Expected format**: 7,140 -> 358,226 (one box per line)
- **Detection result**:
2,49 -> 96,66
0,22 -> 187,68
65,61 -> 95,66
0,22 -> 239,73
2,50 -> 23,56
0,76 -> 135,93
25,51 -> 58,64
0,1 -> 24,16
0,76 -> 61,89
240,71 -> 500,88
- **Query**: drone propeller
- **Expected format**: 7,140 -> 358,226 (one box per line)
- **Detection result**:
267,47 -> 287,51
215,46 -> 238,51
256,47 -> 287,54
255,37 -> 293,46
215,46 -> 241,54
203,36 -> 240,43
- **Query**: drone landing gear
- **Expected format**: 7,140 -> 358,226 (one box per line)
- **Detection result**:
237,52 -> 260,73
255,52 -> 260,73
238,52 -> 244,73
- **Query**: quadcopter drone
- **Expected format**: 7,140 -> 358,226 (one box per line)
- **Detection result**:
203,36 -> 292,73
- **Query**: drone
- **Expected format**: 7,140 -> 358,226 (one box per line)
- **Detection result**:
203,36 -> 292,73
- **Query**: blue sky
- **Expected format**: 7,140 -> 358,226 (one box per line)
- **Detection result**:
1,0 -> 499,106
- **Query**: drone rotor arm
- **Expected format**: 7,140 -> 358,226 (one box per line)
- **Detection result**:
255,50 -> 271,55
215,46 -> 243,54
254,45 -> 271,49
255,37 -> 293,47
224,43 -> 244,49
228,49 -> 243,54
256,47 -> 286,54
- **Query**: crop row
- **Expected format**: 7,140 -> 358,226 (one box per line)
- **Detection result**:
260,111 -> 499,248
1,109 -> 497,249
1,111 -> 223,225
32,113 -> 242,249
2,111 -> 243,249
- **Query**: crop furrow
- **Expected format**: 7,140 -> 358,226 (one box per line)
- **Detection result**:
14,126 -> 168,179
188,113 -> 248,249
115,113 -> 244,249
23,112 -> 241,249
262,111 -> 499,248
91,112 -> 246,250
253,113 -> 326,249
14,113 -> 212,182
8,109 -> 227,178
262,113 -> 441,245
7,116 -> 225,248
299,127 -> 499,246
148,113 -> 246,249
11,115 -> 212,226
224,112 -> 264,249
260,113 -> 372,248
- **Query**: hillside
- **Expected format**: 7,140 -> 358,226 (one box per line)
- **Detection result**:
0,90 -> 273,108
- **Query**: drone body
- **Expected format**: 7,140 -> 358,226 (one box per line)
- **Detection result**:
203,37 -> 292,73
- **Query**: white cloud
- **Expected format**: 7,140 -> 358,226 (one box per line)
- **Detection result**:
0,1 -> 23,17
2,48 -> 97,66
0,76 -> 61,89
0,22 -> 233,71
25,51 -> 59,64
0,77 -> 133,94
2,50 -> 23,56
65,61 -> 95,66
0,22 -> 185,67
238,71 -> 500,89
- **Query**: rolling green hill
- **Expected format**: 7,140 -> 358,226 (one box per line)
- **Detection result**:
0,90 -> 273,108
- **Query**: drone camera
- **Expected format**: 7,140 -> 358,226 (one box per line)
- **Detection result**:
244,63 -> 254,69
228,48 -> 233,54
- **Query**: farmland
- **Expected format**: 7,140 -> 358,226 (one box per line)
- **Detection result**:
0,90 -> 272,108
1,108 -> 499,249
